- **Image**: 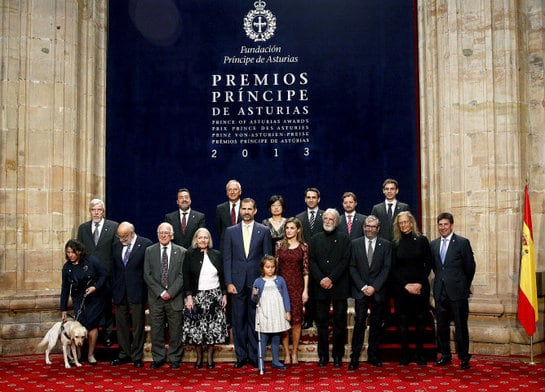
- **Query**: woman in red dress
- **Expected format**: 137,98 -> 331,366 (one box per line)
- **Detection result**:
275,217 -> 309,365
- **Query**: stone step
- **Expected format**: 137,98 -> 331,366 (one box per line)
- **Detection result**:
97,307 -> 437,363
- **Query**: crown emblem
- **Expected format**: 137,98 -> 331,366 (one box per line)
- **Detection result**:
244,1 -> 276,42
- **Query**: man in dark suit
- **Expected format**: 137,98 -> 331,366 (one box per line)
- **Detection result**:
295,187 -> 324,329
339,191 -> 366,240
164,188 -> 206,249
370,179 -> 410,329
309,208 -> 351,367
216,179 -> 242,251
348,215 -> 392,369
143,222 -> 187,369
223,198 -> 272,368
110,222 -> 152,368
431,212 -> 475,370
370,179 -> 410,241
77,198 -> 119,346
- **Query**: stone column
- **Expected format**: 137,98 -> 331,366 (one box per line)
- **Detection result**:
0,0 -> 107,355
418,0 -> 543,355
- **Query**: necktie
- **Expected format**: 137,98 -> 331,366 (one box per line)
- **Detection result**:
93,222 -> 100,245
231,203 -> 236,225
367,239 -> 374,265
440,238 -> 448,264
161,246 -> 169,287
243,224 -> 251,257
387,203 -> 393,220
309,210 -> 315,231
347,215 -> 352,234
181,212 -> 187,234
123,243 -> 131,266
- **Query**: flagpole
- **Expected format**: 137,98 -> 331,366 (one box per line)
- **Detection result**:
529,336 -> 535,365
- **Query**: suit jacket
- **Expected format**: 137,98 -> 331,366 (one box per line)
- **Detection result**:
349,236 -> 392,300
309,228 -> 351,300
216,201 -> 242,250
295,209 -> 324,243
430,233 -> 476,301
143,242 -> 186,311
370,201 -> 410,241
183,247 -> 226,296
77,218 -> 119,272
339,212 -> 367,240
223,222 -> 272,291
164,209 -> 206,249
111,235 -> 153,305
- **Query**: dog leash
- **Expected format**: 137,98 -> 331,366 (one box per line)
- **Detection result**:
74,292 -> 88,322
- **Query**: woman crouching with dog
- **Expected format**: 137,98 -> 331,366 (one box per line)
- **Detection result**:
60,239 -> 108,365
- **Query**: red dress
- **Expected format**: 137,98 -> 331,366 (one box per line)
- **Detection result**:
275,242 -> 309,325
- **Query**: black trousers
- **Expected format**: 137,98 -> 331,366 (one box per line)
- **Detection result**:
315,298 -> 347,360
435,286 -> 470,361
351,296 -> 385,361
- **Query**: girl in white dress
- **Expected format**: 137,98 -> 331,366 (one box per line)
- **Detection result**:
252,255 -> 291,372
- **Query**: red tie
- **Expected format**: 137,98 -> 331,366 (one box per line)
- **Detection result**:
231,203 -> 236,225
181,212 -> 187,234
347,215 -> 352,234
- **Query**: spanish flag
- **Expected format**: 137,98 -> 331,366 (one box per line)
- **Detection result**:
517,185 -> 538,336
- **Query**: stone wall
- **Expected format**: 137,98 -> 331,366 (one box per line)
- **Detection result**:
0,0 -> 543,356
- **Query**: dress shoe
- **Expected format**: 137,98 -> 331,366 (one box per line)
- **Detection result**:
170,361 -> 180,369
434,357 -> 452,367
110,357 -> 130,366
368,358 -> 383,367
150,360 -> 165,369
333,357 -> 343,367
272,362 -> 287,370
104,338 -> 112,347
207,361 -> 215,369
248,359 -> 258,368
399,358 -> 410,366
416,357 -> 428,366
460,359 -> 470,369
234,359 -> 247,368
133,360 -> 144,368
194,359 -> 203,369
301,321 -> 312,330
318,357 -> 328,367
348,361 -> 359,370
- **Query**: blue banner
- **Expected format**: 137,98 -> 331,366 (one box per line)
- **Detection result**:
106,0 -> 418,241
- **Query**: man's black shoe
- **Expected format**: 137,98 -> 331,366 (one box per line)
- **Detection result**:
110,357 -> 130,366
234,359 -> 247,368
150,360 -> 165,369
333,357 -> 342,367
170,361 -> 180,369
248,359 -> 258,368
434,357 -> 452,367
318,357 -> 328,367
368,359 -> 383,367
460,359 -> 470,369
133,360 -> 144,368
348,361 -> 359,370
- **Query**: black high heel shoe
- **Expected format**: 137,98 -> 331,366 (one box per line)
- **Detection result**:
207,361 -> 215,369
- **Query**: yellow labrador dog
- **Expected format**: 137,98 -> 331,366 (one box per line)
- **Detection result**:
39,320 -> 88,368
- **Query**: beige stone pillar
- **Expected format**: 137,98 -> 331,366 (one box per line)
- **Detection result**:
418,0 -> 544,355
0,0 -> 107,355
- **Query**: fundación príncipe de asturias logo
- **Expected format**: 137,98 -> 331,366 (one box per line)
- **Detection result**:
244,1 -> 276,42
